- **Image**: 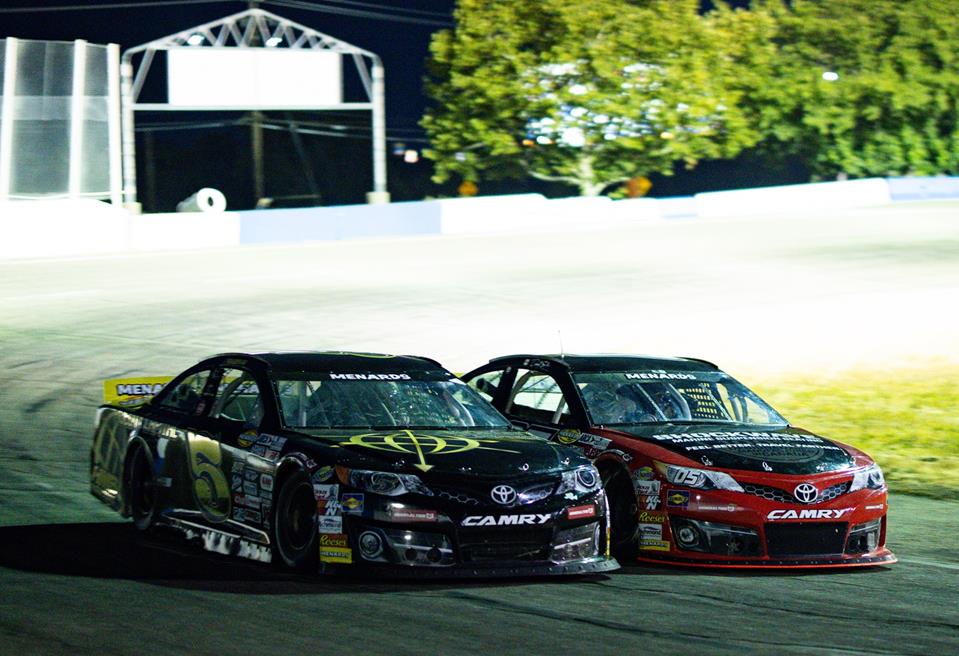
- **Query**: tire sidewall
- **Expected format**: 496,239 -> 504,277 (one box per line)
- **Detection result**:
602,466 -> 639,559
272,468 -> 319,572
125,442 -> 157,532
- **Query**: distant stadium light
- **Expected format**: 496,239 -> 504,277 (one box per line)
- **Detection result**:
186,33 -> 205,46
265,36 -> 283,47
822,71 -> 839,81
403,149 -> 419,163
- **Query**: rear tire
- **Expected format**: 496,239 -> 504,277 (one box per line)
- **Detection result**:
602,466 -> 638,560
273,469 -> 319,572
125,444 -> 157,532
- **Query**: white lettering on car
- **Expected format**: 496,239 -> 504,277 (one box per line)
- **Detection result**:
461,514 -> 552,527
766,508 -> 853,520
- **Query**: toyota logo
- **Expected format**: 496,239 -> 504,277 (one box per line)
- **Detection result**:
794,483 -> 819,504
490,485 -> 517,506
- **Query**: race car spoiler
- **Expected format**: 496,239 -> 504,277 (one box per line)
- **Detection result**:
103,377 -> 173,406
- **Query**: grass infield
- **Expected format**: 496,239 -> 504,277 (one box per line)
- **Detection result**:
754,361 -> 959,500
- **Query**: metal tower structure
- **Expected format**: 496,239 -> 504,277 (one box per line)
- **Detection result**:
121,8 -> 388,209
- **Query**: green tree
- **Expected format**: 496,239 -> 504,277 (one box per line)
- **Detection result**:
422,0 -> 762,196
745,0 -> 959,179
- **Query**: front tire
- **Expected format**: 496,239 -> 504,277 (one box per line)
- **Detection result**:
602,466 -> 638,560
273,469 -> 319,572
125,444 -> 157,532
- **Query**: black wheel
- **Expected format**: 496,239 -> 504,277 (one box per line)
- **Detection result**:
273,469 -> 318,572
602,466 -> 638,560
125,444 -> 157,532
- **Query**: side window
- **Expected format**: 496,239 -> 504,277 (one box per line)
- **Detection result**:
211,368 -> 264,427
507,370 -> 571,426
468,369 -> 504,403
156,370 -> 211,414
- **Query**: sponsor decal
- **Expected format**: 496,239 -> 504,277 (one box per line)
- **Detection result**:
243,481 -> 258,497
233,494 -> 261,509
762,461 -> 773,472
667,490 -> 690,508
390,508 -> 438,523
319,533 -> 349,548
115,383 -> 166,396
461,514 -> 551,527
103,377 -> 172,405
638,523 -> 663,540
693,503 -> 739,513
256,434 -> 287,449
634,466 -> 655,481
640,495 -> 660,510
260,474 -> 274,492
231,474 -> 243,492
767,508 -> 853,520
311,466 -> 334,483
341,493 -> 365,514
522,358 -> 553,370
637,511 -> 666,523
333,430 -> 521,473
639,539 -> 671,552
329,373 -> 411,381
318,515 -> 343,534
634,480 -> 660,496
231,461 -> 245,474
865,504 -> 884,511
318,499 -> 342,516
566,505 -> 596,520
319,546 -> 353,564
244,469 -> 258,482
238,430 -> 257,448
232,508 -> 246,521
625,371 -> 696,381
579,433 -> 611,450
605,448 -> 633,462
313,483 -> 339,501
556,429 -> 581,445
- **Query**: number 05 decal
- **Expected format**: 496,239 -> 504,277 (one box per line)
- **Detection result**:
188,434 -> 231,521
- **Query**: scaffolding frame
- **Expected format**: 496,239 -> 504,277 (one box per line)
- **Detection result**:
121,8 -> 388,208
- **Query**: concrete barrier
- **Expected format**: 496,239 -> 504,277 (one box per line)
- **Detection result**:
0,200 -> 129,259
127,211 -> 241,252
236,200 -> 441,244
886,176 -> 959,201
695,178 -> 892,218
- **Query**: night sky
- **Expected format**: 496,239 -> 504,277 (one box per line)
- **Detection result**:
0,0 -> 798,210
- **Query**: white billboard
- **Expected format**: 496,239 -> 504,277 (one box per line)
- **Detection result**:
167,48 -> 342,108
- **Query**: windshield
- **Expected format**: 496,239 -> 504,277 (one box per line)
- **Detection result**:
275,376 -> 511,429
572,371 -> 788,427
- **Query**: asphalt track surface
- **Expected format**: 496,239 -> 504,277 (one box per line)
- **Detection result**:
1,201 -> 958,655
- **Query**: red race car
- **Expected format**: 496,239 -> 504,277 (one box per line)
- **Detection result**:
461,354 -> 895,568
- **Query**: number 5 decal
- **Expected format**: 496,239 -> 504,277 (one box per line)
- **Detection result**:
188,433 -> 231,521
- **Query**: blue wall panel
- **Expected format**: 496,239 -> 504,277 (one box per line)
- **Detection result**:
886,176 -> 959,201
236,201 -> 442,245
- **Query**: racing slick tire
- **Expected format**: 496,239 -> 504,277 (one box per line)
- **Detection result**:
125,443 -> 158,532
273,468 -> 319,572
602,465 -> 639,560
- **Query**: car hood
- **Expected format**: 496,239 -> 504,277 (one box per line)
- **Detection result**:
299,428 -> 583,477
613,424 -> 856,475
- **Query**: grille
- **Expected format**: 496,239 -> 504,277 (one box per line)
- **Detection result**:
431,476 -> 558,509
743,481 -> 850,505
458,527 -> 552,562
764,522 -> 848,557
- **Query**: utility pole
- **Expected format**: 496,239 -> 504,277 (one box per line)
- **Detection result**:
248,0 -> 265,206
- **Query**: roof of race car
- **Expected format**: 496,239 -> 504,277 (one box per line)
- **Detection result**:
487,353 -> 719,373
211,351 -> 447,374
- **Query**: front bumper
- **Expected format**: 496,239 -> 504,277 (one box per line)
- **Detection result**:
321,555 -> 619,578
632,488 -> 896,569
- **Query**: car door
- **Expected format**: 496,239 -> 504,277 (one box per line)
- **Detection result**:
137,366 -> 219,521
203,365 -> 272,531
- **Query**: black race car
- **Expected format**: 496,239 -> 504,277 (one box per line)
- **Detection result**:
91,352 -> 617,577
462,354 -> 895,568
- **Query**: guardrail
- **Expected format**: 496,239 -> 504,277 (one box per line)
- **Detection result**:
1,176 -> 956,260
